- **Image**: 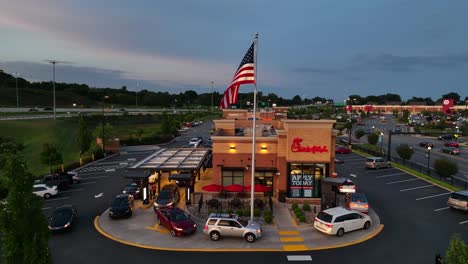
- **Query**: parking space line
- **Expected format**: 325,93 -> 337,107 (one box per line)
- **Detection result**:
386,178 -> 420,184
366,169 -> 398,173
74,181 -> 97,186
287,255 -> 312,261
346,162 -> 365,165
376,173 -> 407,179
400,185 -> 434,192
434,207 -> 450,212
459,220 -> 468,225
416,193 -> 451,201
60,188 -> 85,193
44,197 -> 70,202
340,158 -> 365,161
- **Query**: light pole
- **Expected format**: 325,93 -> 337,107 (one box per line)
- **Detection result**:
380,132 -> 384,154
102,95 -> 109,157
135,83 -> 139,108
426,146 -> 432,175
347,118 -> 352,148
48,61 -> 60,120
13,72 -> 20,108
210,81 -> 214,112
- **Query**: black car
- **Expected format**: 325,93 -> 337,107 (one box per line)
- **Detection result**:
154,184 -> 180,211
419,142 -> 434,148
38,173 -> 73,191
48,205 -> 77,232
123,185 -> 141,199
438,134 -> 455,140
109,194 -> 134,219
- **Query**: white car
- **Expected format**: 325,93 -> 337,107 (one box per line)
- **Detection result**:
33,184 -> 58,199
188,138 -> 202,148
314,207 -> 371,237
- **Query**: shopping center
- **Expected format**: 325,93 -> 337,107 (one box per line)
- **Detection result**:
211,108 -> 337,204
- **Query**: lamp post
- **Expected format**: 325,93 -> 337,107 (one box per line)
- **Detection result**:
347,118 -> 352,148
426,146 -> 432,176
102,96 -> 109,157
380,132 -> 384,154
13,72 -> 20,108
48,61 -> 59,120
135,83 -> 139,108
210,81 -> 214,112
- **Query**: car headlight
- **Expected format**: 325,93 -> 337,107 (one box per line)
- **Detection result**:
174,226 -> 183,231
64,222 -> 71,228
256,229 -> 261,233
193,224 -> 197,228
167,202 -> 174,207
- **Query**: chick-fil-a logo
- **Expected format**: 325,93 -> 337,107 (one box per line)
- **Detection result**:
291,138 -> 328,154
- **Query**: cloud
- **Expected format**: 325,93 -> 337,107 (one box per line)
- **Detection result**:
353,53 -> 468,72
291,67 -> 341,74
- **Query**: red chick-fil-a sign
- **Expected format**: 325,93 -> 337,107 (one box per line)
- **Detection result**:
291,138 -> 328,154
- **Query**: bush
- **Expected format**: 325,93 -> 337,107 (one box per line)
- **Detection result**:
263,212 -> 273,224
302,203 -> 311,211
243,209 -> 251,217
254,209 -> 261,217
434,158 -> 458,180
396,144 -> 414,164
235,209 -> 243,216
354,129 -> 365,140
299,215 -> 306,223
226,209 -> 233,214
216,209 -> 223,214
292,203 -> 299,210
367,132 -> 379,145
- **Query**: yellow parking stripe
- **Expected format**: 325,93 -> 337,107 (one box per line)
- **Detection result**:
283,245 -> 308,251
280,237 -> 304,242
278,231 -> 300,236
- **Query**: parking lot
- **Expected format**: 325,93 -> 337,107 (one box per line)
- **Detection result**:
335,152 -> 467,263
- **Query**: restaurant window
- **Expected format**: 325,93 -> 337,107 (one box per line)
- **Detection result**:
254,171 -> 274,189
287,163 -> 326,198
222,170 -> 244,186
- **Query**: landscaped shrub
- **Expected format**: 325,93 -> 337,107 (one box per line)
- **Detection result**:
235,209 -> 243,216
302,203 -> 311,211
243,209 -> 251,217
226,209 -> 233,214
263,211 -> 273,224
254,209 -> 261,217
299,215 -> 306,223
292,203 -> 299,210
216,209 -> 223,214
293,207 -> 302,215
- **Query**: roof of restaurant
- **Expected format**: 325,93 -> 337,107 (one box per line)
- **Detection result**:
129,148 -> 211,171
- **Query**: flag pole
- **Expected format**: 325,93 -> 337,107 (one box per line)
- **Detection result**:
250,32 -> 258,222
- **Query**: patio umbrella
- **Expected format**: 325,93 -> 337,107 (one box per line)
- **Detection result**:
202,184 -> 224,192
246,184 -> 272,192
224,184 -> 247,192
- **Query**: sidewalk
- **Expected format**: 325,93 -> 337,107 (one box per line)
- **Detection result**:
94,198 -> 383,252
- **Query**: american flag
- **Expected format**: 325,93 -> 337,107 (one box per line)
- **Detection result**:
220,42 -> 255,109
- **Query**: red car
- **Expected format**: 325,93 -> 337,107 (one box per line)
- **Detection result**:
156,208 -> 197,237
335,146 -> 352,154
444,142 -> 459,148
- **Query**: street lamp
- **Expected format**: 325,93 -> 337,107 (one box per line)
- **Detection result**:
48,60 -> 60,120
347,118 -> 352,148
135,83 -> 139,108
426,146 -> 432,176
13,72 -> 20,108
380,132 -> 384,154
102,95 -> 109,157
210,81 -> 214,112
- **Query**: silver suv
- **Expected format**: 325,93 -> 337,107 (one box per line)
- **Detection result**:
365,157 -> 390,169
203,213 -> 262,243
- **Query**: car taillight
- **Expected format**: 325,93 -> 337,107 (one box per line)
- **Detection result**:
339,185 -> 343,189
204,225 -> 208,230
324,223 -> 333,228
314,217 -> 318,222
364,204 -> 369,208
349,202 -> 356,207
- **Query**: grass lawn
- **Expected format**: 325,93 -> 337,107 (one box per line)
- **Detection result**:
0,118 -> 163,177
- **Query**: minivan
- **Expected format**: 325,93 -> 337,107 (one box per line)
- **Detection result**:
365,157 -> 390,169
447,191 -> 468,211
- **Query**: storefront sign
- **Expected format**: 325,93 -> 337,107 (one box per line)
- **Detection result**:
291,138 -> 328,154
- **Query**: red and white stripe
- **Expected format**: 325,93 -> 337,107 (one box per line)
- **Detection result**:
220,63 -> 255,109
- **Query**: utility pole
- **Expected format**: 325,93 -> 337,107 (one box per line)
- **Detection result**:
13,72 -> 20,108
210,81 -> 214,112
48,60 -> 58,120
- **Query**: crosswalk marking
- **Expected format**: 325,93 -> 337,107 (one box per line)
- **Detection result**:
287,255 -> 312,261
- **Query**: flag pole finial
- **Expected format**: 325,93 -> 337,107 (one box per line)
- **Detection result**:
255,32 -> 258,38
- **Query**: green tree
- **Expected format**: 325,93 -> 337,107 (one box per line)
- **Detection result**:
94,122 -> 116,139
354,129 -> 365,140
40,143 -> 63,174
367,132 -> 379,145
396,144 -> 414,164
444,234 -> 468,264
77,116 -> 92,166
160,113 -> 178,136
434,158 -> 458,182
0,148 -> 51,263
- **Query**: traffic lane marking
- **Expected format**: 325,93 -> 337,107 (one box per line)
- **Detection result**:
366,168 -> 399,173
434,207 -> 450,212
416,192 -> 451,201
73,181 -> 97,186
346,162 -> 365,165
287,255 -> 312,261
376,173 -> 407,178
280,237 -> 304,242
386,178 -> 420,184
80,176 -> 109,180
42,207 -> 52,210
459,220 -> 468,225
400,185 -> 434,192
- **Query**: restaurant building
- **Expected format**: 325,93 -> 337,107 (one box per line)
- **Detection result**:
211,108 -> 337,204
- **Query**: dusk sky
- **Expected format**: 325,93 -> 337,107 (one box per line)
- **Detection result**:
1,0 -> 467,101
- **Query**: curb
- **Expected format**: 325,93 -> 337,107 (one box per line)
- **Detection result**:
139,203 -> 153,210
93,215 -> 384,252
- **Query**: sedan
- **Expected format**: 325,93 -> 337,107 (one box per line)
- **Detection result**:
48,205 -> 77,232
335,146 -> 351,154
156,208 -> 197,237
441,147 -> 460,155
109,194 -> 134,219
346,193 -> 369,214
444,141 -> 459,148
419,142 -> 434,148
123,185 -> 140,199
